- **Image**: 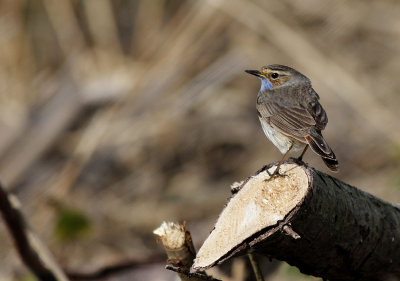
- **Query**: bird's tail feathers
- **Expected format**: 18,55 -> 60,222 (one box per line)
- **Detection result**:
322,157 -> 339,172
306,129 -> 339,172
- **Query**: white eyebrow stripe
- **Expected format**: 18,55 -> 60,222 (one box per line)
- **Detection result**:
266,70 -> 290,76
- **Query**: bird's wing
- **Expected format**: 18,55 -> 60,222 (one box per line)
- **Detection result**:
256,87 -> 328,139
257,101 -> 315,139
309,100 -> 328,131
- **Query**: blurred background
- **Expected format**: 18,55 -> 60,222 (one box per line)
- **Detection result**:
1,0 -> 400,280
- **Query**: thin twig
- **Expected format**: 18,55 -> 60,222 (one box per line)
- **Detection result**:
248,253 -> 265,281
166,265 -> 221,281
66,254 -> 165,280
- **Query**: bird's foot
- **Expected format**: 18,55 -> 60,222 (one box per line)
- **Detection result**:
264,167 -> 287,181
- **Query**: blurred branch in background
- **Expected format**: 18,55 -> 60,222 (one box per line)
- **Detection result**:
0,0 -> 399,280
66,254 -> 166,281
0,184 -> 68,281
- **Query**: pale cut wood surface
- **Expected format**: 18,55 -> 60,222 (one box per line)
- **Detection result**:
193,163 -> 309,269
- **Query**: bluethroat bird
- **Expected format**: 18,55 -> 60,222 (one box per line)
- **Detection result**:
245,64 -> 338,177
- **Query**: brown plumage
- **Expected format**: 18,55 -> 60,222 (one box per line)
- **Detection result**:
246,64 -> 338,173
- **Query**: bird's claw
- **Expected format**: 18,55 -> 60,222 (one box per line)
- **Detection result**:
264,168 -> 287,181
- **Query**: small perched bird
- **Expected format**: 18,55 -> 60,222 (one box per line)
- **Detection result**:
245,64 -> 338,176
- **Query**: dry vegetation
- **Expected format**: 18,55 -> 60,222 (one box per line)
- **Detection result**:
0,0 -> 400,280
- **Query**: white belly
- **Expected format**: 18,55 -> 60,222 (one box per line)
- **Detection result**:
259,118 -> 305,154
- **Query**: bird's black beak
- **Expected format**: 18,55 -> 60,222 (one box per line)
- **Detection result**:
245,70 -> 261,77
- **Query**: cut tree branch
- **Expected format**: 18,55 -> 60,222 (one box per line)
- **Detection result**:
192,161 -> 400,281
154,221 -> 221,281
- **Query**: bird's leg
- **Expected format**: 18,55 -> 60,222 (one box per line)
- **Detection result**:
297,144 -> 308,161
289,144 -> 308,166
266,144 -> 293,181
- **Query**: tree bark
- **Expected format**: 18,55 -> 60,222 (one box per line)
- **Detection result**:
192,161 -> 400,281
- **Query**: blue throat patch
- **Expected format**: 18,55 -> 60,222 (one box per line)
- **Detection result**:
259,78 -> 273,91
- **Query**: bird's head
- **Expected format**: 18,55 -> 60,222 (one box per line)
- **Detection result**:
245,64 -> 309,91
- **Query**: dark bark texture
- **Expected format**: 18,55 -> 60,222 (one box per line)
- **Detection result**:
251,164 -> 400,281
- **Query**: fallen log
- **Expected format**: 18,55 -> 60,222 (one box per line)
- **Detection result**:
192,161 -> 400,281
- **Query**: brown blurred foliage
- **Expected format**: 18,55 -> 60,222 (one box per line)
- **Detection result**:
0,0 -> 400,280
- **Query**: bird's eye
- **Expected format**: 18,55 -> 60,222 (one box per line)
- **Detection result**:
271,73 -> 279,79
